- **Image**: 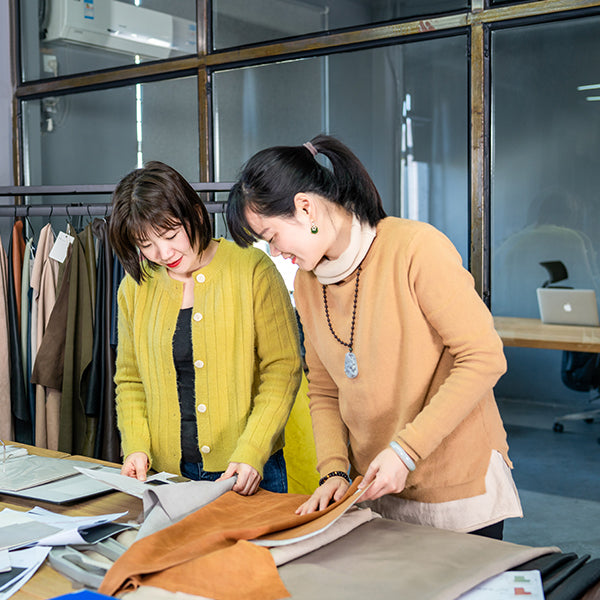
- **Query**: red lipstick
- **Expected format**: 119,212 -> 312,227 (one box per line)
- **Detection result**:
167,257 -> 182,269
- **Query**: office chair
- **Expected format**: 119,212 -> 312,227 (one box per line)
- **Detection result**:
537,261 -> 600,435
493,224 -> 600,435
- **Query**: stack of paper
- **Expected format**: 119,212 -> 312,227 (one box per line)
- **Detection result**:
0,455 -> 80,492
0,547 -> 50,600
0,458 -> 123,504
0,507 -> 130,551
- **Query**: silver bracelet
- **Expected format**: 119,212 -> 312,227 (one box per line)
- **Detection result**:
389,441 -> 416,472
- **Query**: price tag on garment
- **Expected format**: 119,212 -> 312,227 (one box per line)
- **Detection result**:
48,231 -> 75,263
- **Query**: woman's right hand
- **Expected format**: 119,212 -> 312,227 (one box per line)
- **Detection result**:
295,477 -> 350,515
121,452 -> 149,481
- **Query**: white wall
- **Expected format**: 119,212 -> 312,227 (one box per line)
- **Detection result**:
0,0 -> 13,186
0,0 -> 14,248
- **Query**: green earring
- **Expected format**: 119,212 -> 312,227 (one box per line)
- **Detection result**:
310,221 -> 319,234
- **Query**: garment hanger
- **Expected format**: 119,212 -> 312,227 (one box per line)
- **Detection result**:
75,203 -> 84,232
65,204 -> 74,232
25,205 -> 37,253
48,204 -> 56,236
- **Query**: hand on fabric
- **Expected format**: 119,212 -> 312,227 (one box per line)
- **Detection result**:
295,477 -> 350,515
121,452 -> 149,481
357,447 -> 410,501
217,462 -> 261,495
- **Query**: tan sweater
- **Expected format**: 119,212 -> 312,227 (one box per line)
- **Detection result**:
294,217 -> 510,503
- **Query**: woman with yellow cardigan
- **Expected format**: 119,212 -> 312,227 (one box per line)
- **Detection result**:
226,135 -> 522,537
109,161 -> 304,495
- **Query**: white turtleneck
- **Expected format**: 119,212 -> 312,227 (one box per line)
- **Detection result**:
313,215 -> 377,284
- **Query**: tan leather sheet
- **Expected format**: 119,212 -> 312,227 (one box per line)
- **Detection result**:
100,479 -> 366,600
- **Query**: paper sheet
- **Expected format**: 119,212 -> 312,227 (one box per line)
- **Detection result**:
0,551 -> 9,574
0,507 -> 127,550
74,467 -> 177,498
0,547 -> 50,600
0,456 -> 82,491
458,570 -> 544,599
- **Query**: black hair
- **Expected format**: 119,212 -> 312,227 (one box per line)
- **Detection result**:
226,134 -> 386,246
108,161 -> 212,284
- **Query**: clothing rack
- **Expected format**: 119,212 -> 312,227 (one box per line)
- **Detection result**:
0,183 -> 233,217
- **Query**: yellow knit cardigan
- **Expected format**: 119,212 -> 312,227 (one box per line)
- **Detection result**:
115,239 -> 302,476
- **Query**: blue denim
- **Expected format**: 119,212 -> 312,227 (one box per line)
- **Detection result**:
180,449 -> 287,493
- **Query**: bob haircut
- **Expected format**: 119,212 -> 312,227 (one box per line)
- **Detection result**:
226,134 -> 386,247
109,161 -> 212,284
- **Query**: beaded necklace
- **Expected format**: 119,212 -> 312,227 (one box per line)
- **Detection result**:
322,265 -> 361,379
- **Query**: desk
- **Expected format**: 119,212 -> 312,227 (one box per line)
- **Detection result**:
493,316 -> 600,431
494,316 -> 600,352
1,443 -> 142,600
4,443 -> 600,600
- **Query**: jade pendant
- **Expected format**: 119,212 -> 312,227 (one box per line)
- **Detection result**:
344,351 -> 358,379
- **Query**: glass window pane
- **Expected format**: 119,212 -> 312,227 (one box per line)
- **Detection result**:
22,76 -> 199,185
491,16 -> 600,402
212,0 -> 469,50
21,0 -> 196,82
213,35 -> 469,265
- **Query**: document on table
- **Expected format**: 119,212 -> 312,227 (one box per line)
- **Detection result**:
0,507 -> 129,551
458,570 -> 544,599
0,461 -> 122,504
0,546 -> 50,600
0,551 -> 9,573
0,455 -> 83,491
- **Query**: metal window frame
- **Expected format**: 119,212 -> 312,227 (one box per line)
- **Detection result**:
8,0 -> 600,301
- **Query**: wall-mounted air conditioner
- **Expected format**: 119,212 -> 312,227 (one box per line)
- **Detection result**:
42,0 -> 197,60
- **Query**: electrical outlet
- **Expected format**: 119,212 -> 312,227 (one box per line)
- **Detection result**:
42,53 -> 58,77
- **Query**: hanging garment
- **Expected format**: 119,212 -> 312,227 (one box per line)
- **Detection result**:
59,224 -> 95,455
11,220 -> 25,326
8,220 -> 30,444
21,237 -> 35,442
88,218 -> 120,462
30,223 -> 60,449
79,224 -> 98,454
32,224 -> 94,455
31,247 -> 71,390
31,238 -> 74,448
82,222 -> 97,325
21,238 -> 33,383
0,235 -> 12,441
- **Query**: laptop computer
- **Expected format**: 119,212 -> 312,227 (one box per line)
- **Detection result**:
536,288 -> 600,326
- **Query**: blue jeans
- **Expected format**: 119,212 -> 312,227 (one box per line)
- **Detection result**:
180,449 -> 288,493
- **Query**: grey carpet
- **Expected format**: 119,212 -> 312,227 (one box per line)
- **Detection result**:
505,423 -> 600,502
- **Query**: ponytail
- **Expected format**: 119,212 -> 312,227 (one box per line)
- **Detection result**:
226,134 -> 386,247
308,134 -> 386,227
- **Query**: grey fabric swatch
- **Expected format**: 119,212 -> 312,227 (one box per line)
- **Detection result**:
137,478 -> 236,540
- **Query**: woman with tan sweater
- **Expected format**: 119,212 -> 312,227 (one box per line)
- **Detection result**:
109,161 -> 302,495
226,135 -> 521,538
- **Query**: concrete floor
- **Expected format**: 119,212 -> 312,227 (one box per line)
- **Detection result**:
497,396 -> 600,558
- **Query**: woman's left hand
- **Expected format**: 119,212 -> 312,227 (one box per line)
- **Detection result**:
217,462 -> 261,495
357,447 -> 410,502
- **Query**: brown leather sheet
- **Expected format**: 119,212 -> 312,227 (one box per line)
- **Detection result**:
100,480 -> 366,600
